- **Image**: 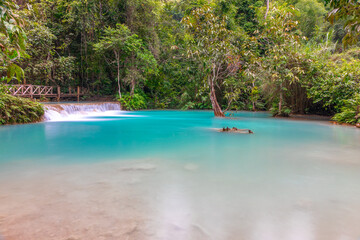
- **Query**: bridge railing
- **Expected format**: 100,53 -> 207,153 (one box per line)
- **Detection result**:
5,84 -> 85,101
7,84 -> 54,96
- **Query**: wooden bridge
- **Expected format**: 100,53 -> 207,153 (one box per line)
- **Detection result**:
6,84 -> 85,101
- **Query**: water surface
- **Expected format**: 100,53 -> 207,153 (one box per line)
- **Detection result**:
0,110 -> 360,240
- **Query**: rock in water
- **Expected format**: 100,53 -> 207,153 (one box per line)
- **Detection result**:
356,123 -> 360,128
220,127 -> 253,134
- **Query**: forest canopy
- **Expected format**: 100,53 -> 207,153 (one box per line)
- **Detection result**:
1,0 -> 359,123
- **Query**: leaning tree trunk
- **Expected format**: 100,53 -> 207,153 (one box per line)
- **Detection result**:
209,72 -> 225,117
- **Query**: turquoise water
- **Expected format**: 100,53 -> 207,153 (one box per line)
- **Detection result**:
1,111 -> 357,164
1,110 -> 360,239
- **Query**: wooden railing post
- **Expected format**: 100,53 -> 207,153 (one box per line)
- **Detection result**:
30,85 -> 33,99
57,86 -> 61,102
77,86 -> 80,102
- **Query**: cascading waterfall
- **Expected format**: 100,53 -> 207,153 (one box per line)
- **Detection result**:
44,102 -> 121,121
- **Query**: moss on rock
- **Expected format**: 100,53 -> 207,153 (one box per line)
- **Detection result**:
0,94 -> 44,125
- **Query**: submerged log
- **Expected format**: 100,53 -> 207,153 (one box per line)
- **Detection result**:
220,127 -> 253,134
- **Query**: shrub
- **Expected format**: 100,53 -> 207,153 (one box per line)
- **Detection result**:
333,109 -> 358,124
119,93 -> 147,110
0,94 -> 44,125
332,94 -> 360,124
270,103 -> 292,117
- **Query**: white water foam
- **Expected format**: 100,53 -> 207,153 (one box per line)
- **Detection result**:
44,102 -> 123,121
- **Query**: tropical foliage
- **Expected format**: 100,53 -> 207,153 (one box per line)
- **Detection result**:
326,0 -> 360,46
0,0 -> 359,125
93,24 -> 157,98
182,6 -> 241,116
0,93 -> 44,125
0,0 -> 26,82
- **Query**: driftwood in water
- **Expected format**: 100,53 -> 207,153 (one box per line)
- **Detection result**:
220,127 -> 253,134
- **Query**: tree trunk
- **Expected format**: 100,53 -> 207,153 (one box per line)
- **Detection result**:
115,50 -> 121,99
130,56 -> 136,96
209,77 -> 225,117
264,0 -> 270,19
131,78 -> 135,96
117,63 -> 121,99
279,89 -> 283,116
252,81 -> 256,111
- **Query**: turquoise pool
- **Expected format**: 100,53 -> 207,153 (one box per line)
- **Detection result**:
0,110 -> 360,239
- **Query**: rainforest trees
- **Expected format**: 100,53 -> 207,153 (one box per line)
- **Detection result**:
93,24 -> 156,99
182,6 -> 241,117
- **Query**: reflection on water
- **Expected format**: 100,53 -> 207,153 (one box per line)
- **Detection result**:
0,111 -> 360,239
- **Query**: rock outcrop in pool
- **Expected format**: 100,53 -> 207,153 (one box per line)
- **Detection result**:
220,127 -> 254,134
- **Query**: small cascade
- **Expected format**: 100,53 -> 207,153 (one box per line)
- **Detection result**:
44,102 -> 121,121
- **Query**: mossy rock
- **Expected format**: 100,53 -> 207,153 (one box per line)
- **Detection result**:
0,94 -> 44,125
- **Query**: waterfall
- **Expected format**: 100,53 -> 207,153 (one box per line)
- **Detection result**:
44,102 -> 121,121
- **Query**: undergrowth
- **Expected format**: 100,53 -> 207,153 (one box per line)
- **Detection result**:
0,94 -> 44,125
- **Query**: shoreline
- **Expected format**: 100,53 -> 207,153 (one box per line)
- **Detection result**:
2,103 -> 359,128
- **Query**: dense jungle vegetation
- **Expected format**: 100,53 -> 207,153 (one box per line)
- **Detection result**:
0,0 -> 359,124
0,93 -> 44,124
